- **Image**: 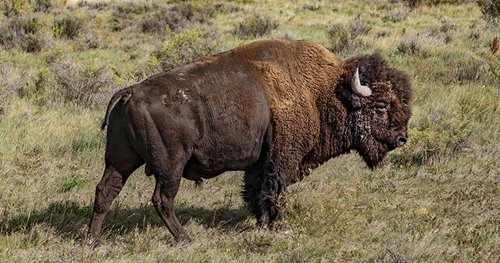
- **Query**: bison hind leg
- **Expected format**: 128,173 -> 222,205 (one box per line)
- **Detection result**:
146,145 -> 193,242
85,158 -> 144,247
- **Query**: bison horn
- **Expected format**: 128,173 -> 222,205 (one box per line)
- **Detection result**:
351,68 -> 372,97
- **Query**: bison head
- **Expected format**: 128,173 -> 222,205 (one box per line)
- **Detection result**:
338,54 -> 413,168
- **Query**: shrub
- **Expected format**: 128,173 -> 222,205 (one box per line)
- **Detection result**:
477,0 -> 500,24
1,0 -> 24,16
140,2 -> 216,34
302,0 -> 321,11
149,29 -> 222,72
33,0 -> 53,12
485,37 -> 500,83
0,65 -> 27,115
326,20 -> 371,55
17,67 -> 51,106
440,18 -> 457,33
224,0 -> 254,3
214,2 -> 244,13
349,20 -> 372,38
233,13 -> 279,39
109,15 -> 126,32
414,47 -> 495,86
110,1 -> 153,31
0,15 -> 40,42
0,14 -> 45,52
425,0 -> 470,4
389,122 -> 472,166
51,58 -> 114,108
402,0 -> 424,8
81,30 -> 103,49
77,0 -> 110,10
388,104 -> 474,167
21,33 -> 43,53
397,37 -> 422,56
326,24 -> 351,53
53,15 -> 83,39
383,9 -> 408,23
452,55 -> 486,83
283,30 -> 297,40
377,31 -> 390,38
21,16 -> 41,34
402,0 -> 468,8
114,1 -> 152,16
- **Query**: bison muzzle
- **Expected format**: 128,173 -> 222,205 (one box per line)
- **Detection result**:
85,39 -> 412,245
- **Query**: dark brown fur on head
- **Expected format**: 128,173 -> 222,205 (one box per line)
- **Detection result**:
338,54 -> 413,168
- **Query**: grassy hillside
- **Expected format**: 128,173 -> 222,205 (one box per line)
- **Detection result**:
1,0 -> 499,262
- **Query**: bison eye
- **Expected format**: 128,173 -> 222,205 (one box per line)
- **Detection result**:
374,102 -> 387,113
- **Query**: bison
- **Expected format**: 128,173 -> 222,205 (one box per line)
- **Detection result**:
85,39 -> 412,245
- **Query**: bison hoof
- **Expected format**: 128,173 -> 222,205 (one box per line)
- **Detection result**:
83,235 -> 101,248
259,212 -> 284,230
194,180 -> 203,188
269,218 -> 287,230
175,234 -> 193,244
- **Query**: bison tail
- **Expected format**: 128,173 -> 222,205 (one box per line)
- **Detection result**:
101,87 -> 133,130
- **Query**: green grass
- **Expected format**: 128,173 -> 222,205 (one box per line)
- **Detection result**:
1,0 -> 500,262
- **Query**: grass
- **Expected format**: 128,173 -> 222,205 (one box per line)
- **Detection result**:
1,0 -> 500,262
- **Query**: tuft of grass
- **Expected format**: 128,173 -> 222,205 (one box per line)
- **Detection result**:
46,200 -> 93,217
59,175 -> 91,193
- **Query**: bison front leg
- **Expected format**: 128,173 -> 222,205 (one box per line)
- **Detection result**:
243,165 -> 264,224
256,163 -> 287,229
152,174 -> 192,243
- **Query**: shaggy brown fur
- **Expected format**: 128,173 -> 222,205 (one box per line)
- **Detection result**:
85,40 -> 412,245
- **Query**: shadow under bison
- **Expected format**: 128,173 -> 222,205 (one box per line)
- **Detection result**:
1,200 -> 250,241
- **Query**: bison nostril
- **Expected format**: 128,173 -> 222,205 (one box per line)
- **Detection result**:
398,137 -> 407,146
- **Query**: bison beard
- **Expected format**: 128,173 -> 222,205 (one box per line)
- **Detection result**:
85,39 -> 412,245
